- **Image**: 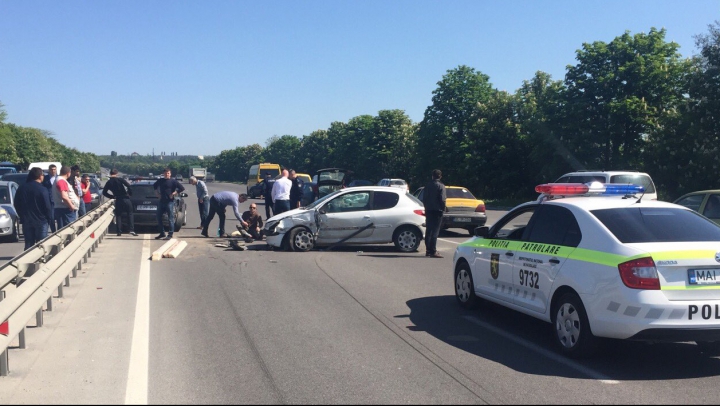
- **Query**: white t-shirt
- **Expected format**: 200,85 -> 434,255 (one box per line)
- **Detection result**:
271,177 -> 292,202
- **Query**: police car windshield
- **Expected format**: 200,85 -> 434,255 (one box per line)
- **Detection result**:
592,207 -> 720,243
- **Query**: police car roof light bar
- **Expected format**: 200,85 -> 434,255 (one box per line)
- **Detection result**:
535,183 -> 644,197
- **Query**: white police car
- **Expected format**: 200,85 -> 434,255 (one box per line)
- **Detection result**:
453,183 -> 720,358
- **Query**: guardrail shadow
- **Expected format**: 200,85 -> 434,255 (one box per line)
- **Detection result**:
404,295 -> 720,381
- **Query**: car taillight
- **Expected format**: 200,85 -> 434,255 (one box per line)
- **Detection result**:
618,257 -> 660,290
413,209 -> 425,216
475,204 -> 485,213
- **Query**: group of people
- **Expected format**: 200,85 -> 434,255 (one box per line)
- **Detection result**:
14,164 -> 95,250
264,169 -> 303,218
102,167 -> 186,240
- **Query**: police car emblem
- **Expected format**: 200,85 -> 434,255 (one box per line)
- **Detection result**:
490,253 -> 500,280
715,252 -> 720,263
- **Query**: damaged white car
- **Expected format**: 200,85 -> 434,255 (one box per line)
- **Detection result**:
264,186 -> 426,252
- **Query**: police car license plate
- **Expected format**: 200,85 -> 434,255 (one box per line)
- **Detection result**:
137,205 -> 157,211
688,269 -> 720,285
455,217 -> 471,222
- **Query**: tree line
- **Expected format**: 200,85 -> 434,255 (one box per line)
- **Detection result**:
0,107 -> 100,174
211,24 -> 720,202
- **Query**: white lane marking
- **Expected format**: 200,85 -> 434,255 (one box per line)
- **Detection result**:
439,238 -> 460,245
462,315 -> 620,384
125,234 -> 152,404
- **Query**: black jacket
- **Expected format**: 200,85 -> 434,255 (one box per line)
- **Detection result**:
423,179 -> 446,212
15,181 -> 52,226
103,177 -> 133,199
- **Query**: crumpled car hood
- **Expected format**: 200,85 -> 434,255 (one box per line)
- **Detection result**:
267,208 -> 318,233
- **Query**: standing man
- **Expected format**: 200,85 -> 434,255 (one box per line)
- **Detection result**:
263,174 -> 275,220
42,164 -> 59,232
70,165 -> 85,217
271,169 -> 292,215
103,169 -> 137,237
153,168 -> 185,240
289,169 -> 303,209
52,166 -> 79,229
80,174 -> 92,214
422,169 -> 446,258
189,176 -> 209,229
238,203 -> 264,241
14,167 -> 52,249
200,191 -> 248,238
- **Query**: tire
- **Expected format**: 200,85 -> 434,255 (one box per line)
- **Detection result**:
393,226 -> 421,252
11,221 -> 19,243
454,261 -> 480,309
551,293 -> 598,358
288,227 -> 314,252
182,208 -> 187,226
696,341 -> 720,356
173,211 -> 183,232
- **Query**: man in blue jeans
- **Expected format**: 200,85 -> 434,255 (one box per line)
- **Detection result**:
14,167 -> 52,249
189,176 -> 209,229
153,168 -> 185,240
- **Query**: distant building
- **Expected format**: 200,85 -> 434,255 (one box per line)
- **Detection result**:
131,152 -> 139,156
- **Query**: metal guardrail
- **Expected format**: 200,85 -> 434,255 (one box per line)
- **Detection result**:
0,200 -> 115,376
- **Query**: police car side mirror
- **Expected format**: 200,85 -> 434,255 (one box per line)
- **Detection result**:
474,226 -> 489,238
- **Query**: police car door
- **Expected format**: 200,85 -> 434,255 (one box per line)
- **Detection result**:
474,206 -> 537,305
317,190 -> 375,243
512,204 -> 581,314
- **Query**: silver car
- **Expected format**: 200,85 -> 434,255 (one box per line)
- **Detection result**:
0,181 -> 20,242
264,186 -> 426,252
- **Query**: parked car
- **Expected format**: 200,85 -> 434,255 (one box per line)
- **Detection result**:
378,178 -> 409,192
300,182 -> 318,207
295,173 -> 312,184
175,174 -> 183,182
348,180 -> 373,187
85,178 -> 106,212
0,167 -> 18,176
0,181 -> 20,242
248,179 -> 272,199
673,190 -> 720,225
0,172 -> 29,184
120,181 -> 188,232
313,168 -> 353,199
264,186 -> 426,252
553,170 -> 658,201
413,186 -> 487,235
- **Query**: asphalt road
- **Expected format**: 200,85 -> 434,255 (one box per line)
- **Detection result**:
1,182 -> 720,404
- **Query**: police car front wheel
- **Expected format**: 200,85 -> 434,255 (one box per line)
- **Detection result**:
454,262 -> 480,309
552,293 -> 598,358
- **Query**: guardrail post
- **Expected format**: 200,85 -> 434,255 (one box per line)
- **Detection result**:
47,296 -> 53,311
19,328 -> 26,349
36,308 -> 43,327
1,349 -> 8,376
77,260 -> 82,271
72,264 -> 77,278
64,275 -> 70,287
58,283 -> 64,298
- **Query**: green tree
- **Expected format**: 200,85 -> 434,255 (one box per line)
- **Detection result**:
564,28 -> 688,170
415,65 -> 494,183
264,135 -> 301,169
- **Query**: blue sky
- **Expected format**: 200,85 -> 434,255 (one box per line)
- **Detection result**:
0,1 -> 717,157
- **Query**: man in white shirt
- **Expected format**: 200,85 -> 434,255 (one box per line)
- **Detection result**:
271,169 -> 292,215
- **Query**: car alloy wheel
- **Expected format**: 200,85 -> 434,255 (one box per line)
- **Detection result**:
290,228 -> 314,252
555,303 -> 581,349
454,261 -> 479,309
393,226 -> 421,252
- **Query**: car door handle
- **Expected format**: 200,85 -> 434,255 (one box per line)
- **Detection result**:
363,215 -> 371,219
505,252 -> 514,257
549,259 -> 560,265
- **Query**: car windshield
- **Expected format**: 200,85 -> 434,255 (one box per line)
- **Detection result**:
447,188 -> 476,199
130,185 -> 157,198
305,189 -> 343,210
592,207 -> 720,243
390,180 -> 406,185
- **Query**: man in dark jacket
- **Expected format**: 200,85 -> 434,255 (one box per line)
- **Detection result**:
41,164 -> 59,232
15,167 -> 52,249
422,169 -> 446,258
153,168 -> 185,240
103,168 -> 137,237
263,174 -> 275,220
289,169 -> 304,209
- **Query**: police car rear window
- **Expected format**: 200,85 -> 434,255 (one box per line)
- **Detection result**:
591,208 -> 720,243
